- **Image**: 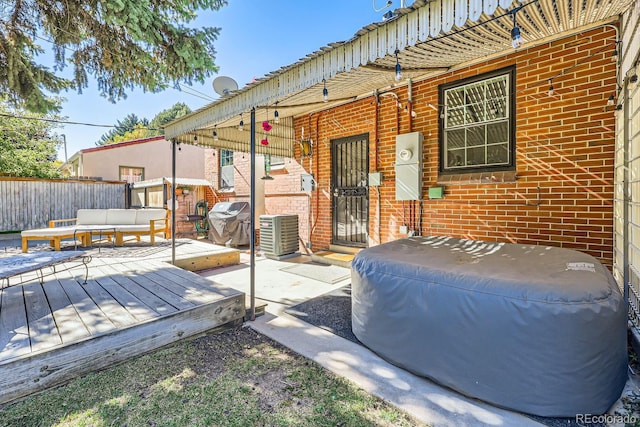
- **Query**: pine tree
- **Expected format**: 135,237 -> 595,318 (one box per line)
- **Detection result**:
0,1 -> 225,113
97,114 -> 149,145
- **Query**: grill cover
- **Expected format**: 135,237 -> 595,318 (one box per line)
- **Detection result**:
351,236 -> 628,417
207,202 -> 250,246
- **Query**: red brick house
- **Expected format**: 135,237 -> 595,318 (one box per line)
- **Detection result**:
166,0 -> 640,312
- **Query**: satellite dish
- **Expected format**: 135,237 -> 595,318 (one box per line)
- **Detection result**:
213,76 -> 238,97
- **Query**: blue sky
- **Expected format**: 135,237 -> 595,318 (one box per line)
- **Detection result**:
53,0 -> 395,160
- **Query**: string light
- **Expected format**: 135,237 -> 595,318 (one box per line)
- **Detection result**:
394,49 -> 402,81
607,93 -> 615,106
323,79 -> 329,102
213,125 -> 218,141
193,134 -> 198,142
510,8 -> 523,49
611,43 -> 619,63
238,114 -> 244,131
274,102 -> 280,124
547,79 -> 555,97
629,64 -> 638,89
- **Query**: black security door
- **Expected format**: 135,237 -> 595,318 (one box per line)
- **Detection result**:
331,134 -> 369,247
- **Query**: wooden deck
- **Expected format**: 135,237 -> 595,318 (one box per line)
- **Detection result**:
0,239 -> 245,405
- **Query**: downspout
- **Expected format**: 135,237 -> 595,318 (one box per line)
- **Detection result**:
373,90 -> 381,245
603,24 -> 620,88
407,78 -> 417,233
605,22 -> 626,304
407,78 -> 414,133
379,91 -> 401,238
622,78 -> 630,307
379,92 -> 400,135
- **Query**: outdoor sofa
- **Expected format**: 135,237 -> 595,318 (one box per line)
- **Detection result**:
21,208 -> 168,253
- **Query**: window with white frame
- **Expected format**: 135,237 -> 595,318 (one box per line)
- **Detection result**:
219,149 -> 234,189
439,66 -> 515,174
119,166 -> 144,183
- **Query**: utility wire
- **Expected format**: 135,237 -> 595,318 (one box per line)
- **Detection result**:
0,113 -> 160,130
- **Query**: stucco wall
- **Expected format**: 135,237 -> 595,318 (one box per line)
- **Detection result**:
79,138 -> 210,181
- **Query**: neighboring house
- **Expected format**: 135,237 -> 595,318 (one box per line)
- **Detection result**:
62,136 -> 214,183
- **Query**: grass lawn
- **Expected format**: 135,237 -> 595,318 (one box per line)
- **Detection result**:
0,326 -> 426,427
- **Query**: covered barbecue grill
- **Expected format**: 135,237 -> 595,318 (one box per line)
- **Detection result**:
208,201 -> 251,246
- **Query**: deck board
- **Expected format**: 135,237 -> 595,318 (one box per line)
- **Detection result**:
89,264 -> 158,322
0,239 -> 245,405
123,260 -> 219,305
43,280 -> 92,344
0,286 -> 31,361
91,261 -> 179,316
110,266 -> 196,311
23,282 -> 62,353
57,276 -> 117,336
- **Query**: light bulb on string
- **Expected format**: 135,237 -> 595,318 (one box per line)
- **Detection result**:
394,49 -> 402,82
548,79 -> 555,97
510,10 -> 523,49
322,79 -> 328,102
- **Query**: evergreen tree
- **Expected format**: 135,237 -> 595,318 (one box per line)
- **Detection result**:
98,103 -> 192,144
149,102 -> 192,135
0,1 -> 226,113
0,98 -> 63,178
97,113 -> 149,145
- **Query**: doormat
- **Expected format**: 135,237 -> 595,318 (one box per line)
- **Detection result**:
280,262 -> 350,284
285,285 -> 359,344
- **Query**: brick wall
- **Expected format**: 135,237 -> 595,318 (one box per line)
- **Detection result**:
225,154 -> 312,252
293,26 -> 617,267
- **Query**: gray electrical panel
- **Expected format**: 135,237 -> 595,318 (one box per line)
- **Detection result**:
395,132 -> 423,200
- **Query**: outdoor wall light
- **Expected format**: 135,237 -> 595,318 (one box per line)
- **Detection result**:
395,49 -> 402,81
323,79 -> 328,102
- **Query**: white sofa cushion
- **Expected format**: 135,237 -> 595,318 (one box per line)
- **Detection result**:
106,209 -> 136,225
21,226 -> 78,237
76,209 -> 108,225
135,209 -> 167,226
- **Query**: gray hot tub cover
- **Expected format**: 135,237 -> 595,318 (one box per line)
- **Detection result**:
351,236 -> 628,417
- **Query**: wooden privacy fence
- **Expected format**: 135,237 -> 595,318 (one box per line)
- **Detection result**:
0,178 -> 127,232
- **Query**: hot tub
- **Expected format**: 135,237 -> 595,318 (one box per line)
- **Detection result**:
351,236 -> 627,417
